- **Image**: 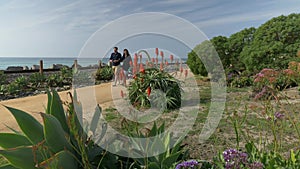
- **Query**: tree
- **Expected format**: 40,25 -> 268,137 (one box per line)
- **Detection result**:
240,13 -> 300,72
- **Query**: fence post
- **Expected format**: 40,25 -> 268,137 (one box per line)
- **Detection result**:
98,60 -> 102,68
39,60 -> 43,75
74,59 -> 78,69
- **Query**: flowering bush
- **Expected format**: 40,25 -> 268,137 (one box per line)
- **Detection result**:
252,68 -> 299,99
128,68 -> 181,110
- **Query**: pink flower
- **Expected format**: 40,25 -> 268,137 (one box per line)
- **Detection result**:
155,48 -> 159,56
160,51 -> 164,57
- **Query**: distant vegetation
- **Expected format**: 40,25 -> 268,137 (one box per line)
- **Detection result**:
187,13 -> 300,76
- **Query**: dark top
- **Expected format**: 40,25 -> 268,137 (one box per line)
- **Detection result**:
110,52 -> 122,66
122,55 -> 132,71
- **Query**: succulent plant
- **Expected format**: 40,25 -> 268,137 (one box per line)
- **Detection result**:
0,90 -> 111,169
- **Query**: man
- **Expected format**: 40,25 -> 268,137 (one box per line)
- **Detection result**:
109,47 -> 122,86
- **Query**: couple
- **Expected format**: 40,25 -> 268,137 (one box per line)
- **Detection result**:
109,47 -> 132,86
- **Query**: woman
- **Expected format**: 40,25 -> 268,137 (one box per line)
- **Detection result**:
122,49 -> 132,86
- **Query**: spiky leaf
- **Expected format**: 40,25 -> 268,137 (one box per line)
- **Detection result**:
0,147 -> 37,169
39,150 -> 77,169
5,106 -> 44,145
90,105 -> 101,134
41,113 -> 72,153
0,133 -> 31,149
0,164 -> 17,169
48,90 -> 69,134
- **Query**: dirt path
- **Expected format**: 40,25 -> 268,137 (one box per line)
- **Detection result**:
0,82 -> 118,133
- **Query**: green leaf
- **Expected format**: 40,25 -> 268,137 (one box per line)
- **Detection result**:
0,147 -> 37,169
90,105 -> 102,134
0,164 -> 17,169
48,90 -> 69,134
161,151 -> 182,169
41,113 -> 72,153
46,90 -> 51,115
290,149 -> 296,164
148,122 -> 158,137
148,162 -> 160,169
39,150 -> 77,169
0,133 -> 31,149
5,106 -> 44,145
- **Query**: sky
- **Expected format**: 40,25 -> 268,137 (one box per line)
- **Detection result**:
0,0 -> 299,57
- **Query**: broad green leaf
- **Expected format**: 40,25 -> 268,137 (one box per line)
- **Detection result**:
41,113 -> 72,153
0,147 -> 37,169
90,105 -> 101,134
150,137 -> 165,157
0,133 -> 31,149
48,90 -> 69,134
5,106 -> 44,145
46,90 -> 51,115
147,162 -> 160,169
148,122 -> 158,137
3,125 -> 21,135
0,164 -> 17,169
39,150 -> 77,169
161,151 -> 182,169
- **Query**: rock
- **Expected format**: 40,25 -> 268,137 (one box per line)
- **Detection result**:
50,64 -> 68,69
31,65 -> 40,70
6,66 -> 23,71
23,66 -> 29,70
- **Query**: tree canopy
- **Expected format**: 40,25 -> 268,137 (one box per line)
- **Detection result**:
187,13 -> 300,76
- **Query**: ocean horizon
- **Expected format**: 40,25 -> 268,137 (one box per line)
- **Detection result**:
0,57 -> 109,70
0,57 -> 188,70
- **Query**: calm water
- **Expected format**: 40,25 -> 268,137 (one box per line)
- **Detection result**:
0,57 -> 187,70
0,57 -> 109,70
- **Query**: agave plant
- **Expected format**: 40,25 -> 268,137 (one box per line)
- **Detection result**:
0,90 -> 113,169
128,68 -> 182,110
123,122 -> 188,169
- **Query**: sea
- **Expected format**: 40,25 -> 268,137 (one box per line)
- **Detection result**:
0,57 -> 187,70
0,57 -> 109,70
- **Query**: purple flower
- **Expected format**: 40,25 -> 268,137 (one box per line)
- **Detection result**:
274,112 -> 284,120
223,149 -> 239,162
175,160 -> 199,169
223,149 -> 250,169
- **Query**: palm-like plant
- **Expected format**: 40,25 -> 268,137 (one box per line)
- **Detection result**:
0,90 -> 113,169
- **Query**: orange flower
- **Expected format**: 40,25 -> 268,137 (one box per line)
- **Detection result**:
165,61 -> 169,66
147,87 -> 151,97
160,62 -> 163,71
160,51 -> 164,57
140,64 -> 145,73
155,48 -> 159,56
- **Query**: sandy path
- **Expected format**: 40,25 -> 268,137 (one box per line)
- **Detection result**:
0,82 -> 119,133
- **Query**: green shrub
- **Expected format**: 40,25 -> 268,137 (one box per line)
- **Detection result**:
128,68 -> 182,110
60,66 -> 73,85
95,66 -> 113,81
29,73 -> 46,88
46,74 -> 63,87
0,71 -> 7,84
14,76 -> 28,89
229,76 -> 253,88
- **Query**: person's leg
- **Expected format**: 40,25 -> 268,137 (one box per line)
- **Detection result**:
123,70 -> 128,86
114,66 -> 119,85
